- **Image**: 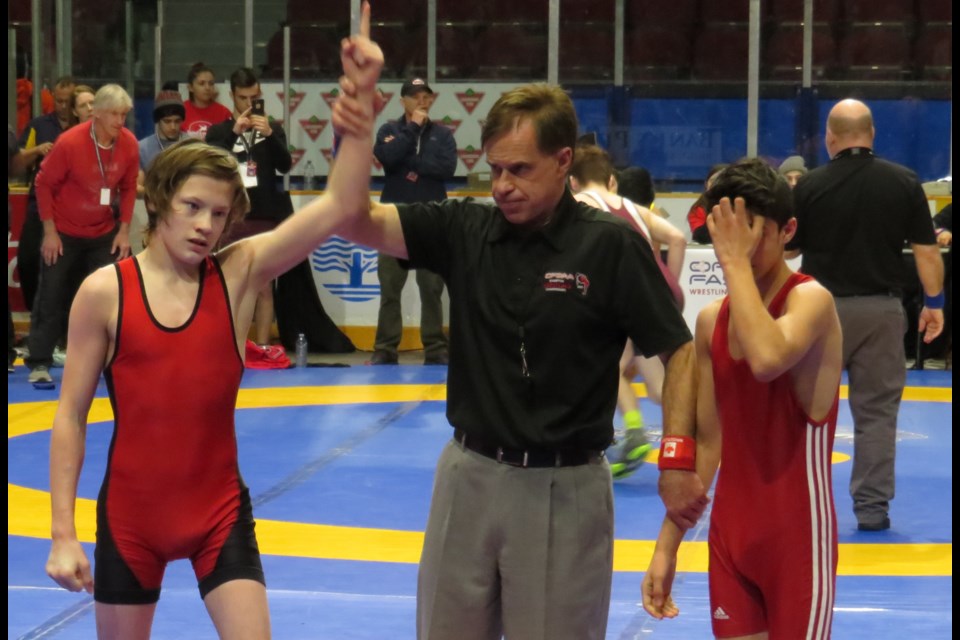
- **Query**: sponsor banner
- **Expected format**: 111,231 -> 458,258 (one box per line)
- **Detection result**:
679,247 -> 802,330
256,82 -> 519,178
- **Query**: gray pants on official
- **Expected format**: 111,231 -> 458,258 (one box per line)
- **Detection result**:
417,440 -> 614,640
836,296 -> 907,526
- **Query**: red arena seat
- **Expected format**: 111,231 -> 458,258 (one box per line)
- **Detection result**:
838,24 -> 912,80
768,0 -> 840,23
765,24 -> 837,79
692,23 -> 750,80
560,23 -> 615,82
843,0 -> 915,23
915,25 -> 952,80
474,24 -> 548,79
626,0 -> 698,28
625,26 -> 693,81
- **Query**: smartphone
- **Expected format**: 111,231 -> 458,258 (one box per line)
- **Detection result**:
251,98 -> 265,116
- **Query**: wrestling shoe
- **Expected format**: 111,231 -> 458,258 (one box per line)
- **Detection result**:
609,428 -> 652,480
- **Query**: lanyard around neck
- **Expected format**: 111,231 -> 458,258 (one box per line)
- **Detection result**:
89,122 -> 115,187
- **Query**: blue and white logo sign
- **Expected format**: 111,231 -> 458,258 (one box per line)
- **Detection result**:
311,236 -> 380,302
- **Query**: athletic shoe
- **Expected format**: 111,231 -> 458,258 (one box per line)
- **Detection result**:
28,366 -> 55,389
52,347 -> 66,368
609,428 -> 652,480
424,351 -> 449,365
857,516 -> 891,532
369,350 -> 398,365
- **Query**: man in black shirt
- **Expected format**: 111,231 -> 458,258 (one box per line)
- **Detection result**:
18,76 -> 77,313
790,99 -> 944,532
206,67 -> 293,348
334,82 -> 696,639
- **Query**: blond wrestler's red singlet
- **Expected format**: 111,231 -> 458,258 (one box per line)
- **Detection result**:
95,255 -> 261,604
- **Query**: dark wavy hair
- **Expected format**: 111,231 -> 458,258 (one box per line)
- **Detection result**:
704,158 -> 794,228
617,166 -> 655,208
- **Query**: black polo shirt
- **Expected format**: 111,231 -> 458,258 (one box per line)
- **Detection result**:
397,189 -> 692,450
791,148 -> 936,297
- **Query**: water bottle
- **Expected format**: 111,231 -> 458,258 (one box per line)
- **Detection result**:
295,332 -> 308,368
303,160 -> 316,192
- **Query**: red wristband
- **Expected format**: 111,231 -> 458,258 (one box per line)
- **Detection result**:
658,436 -> 697,471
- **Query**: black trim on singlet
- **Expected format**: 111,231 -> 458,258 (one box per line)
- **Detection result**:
104,262 -> 125,370
209,255 -> 245,370
197,483 -> 264,599
93,473 -> 161,605
133,255 -> 207,333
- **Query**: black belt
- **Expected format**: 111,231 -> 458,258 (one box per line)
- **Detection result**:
454,429 -> 604,468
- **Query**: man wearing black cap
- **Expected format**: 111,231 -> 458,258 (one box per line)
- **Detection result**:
371,77 -> 457,365
137,90 -> 188,192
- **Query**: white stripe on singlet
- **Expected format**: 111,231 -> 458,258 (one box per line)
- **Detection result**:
818,425 -> 836,636
805,423 -> 835,639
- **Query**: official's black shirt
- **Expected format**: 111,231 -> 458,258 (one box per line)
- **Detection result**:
791,148 -> 936,297
398,190 -> 692,450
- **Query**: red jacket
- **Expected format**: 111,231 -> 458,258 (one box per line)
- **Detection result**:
34,120 -> 139,238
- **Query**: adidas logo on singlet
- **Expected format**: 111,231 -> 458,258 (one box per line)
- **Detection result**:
713,607 -> 730,620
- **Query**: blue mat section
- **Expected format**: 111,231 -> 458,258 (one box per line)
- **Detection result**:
8,365 -> 952,639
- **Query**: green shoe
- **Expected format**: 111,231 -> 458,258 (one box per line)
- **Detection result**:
609,429 -> 652,480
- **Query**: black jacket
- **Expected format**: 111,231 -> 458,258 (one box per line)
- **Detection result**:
374,115 -> 457,204
206,119 -> 294,221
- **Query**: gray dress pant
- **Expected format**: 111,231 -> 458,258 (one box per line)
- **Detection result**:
835,296 -> 907,526
417,440 -> 614,640
374,254 -> 447,357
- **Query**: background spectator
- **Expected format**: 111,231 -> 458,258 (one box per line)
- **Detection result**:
687,163 -> 728,244
790,99 -> 944,532
182,62 -> 231,140
778,154 -> 808,188
17,76 -> 78,316
370,77 -> 456,365
71,85 -> 96,124
26,85 -> 139,388
207,67 -> 293,352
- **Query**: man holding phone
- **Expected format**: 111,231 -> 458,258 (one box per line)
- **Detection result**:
206,67 -> 294,349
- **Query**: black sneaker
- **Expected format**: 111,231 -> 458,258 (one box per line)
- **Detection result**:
857,517 -> 891,532
369,350 -> 399,365
424,352 -> 449,365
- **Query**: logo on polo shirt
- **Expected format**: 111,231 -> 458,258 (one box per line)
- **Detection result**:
576,273 -> 590,296
543,272 -> 590,296
713,607 -> 730,620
